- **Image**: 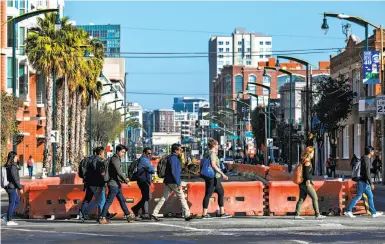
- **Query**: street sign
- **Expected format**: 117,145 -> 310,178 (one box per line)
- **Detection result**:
210,123 -> 219,129
228,135 -> 239,140
199,120 -> 209,126
245,131 -> 253,138
376,95 -> 385,115
51,130 -> 59,143
362,51 -> 380,85
220,136 -> 226,145
266,138 -> 273,148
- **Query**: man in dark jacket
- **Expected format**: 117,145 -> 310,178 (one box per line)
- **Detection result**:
344,147 -> 383,218
131,147 -> 157,220
152,144 -> 197,221
99,144 -> 134,224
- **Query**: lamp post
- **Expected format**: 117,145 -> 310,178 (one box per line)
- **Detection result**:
321,13 -> 382,154
277,56 -> 314,147
264,66 -> 294,171
3,8 -> 60,153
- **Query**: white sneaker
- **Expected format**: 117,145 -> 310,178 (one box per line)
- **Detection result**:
6,221 -> 18,226
294,216 -> 305,220
372,212 -> 383,218
344,211 -> 356,218
315,215 -> 326,220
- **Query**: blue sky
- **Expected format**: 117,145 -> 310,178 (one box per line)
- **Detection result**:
65,1 -> 385,110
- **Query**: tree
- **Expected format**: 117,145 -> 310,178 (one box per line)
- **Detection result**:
311,76 -> 356,173
0,92 -> 22,162
251,106 -> 277,150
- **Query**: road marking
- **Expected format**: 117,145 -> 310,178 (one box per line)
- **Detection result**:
147,222 -> 210,231
291,241 -> 309,244
2,228 -> 119,237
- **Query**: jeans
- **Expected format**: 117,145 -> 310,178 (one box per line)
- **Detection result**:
88,186 -> 106,216
100,185 -> 130,218
347,180 -> 377,214
153,184 -> 191,217
81,186 -> 105,217
28,166 -> 33,178
295,183 -> 320,216
203,176 -> 224,209
131,180 -> 151,215
6,189 -> 21,221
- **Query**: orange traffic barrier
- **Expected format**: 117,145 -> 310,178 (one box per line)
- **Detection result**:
253,165 -> 269,178
266,170 -> 290,181
225,163 -> 234,170
186,181 -> 264,216
106,183 -> 142,218
21,177 -> 61,188
267,181 -> 345,216
343,180 -> 367,215
28,184 -> 85,219
268,164 -> 288,172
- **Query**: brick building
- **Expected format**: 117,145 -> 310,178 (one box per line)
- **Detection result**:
330,30 -> 385,173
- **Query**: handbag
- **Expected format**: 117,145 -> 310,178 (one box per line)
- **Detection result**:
200,158 -> 215,179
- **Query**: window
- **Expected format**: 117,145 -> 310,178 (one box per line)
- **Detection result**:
218,48 -> 223,52
238,41 -> 242,45
265,41 -> 272,45
226,61 -> 230,65
226,41 -> 230,45
246,48 -> 251,52
259,41 -> 263,45
19,27 -> 25,55
262,75 -> 271,95
7,0 -> 13,7
248,75 -> 256,94
238,48 -> 242,52
246,55 -> 251,59
235,75 -> 243,93
342,126 -> 349,159
218,55 -> 223,59
218,61 -> 224,65
238,60 -> 243,65
218,41 -> 223,45
260,48 -> 264,52
225,75 -> 232,94
352,69 -> 360,104
246,61 -> 251,65
226,48 -> 230,52
7,57 -> 12,89
265,55 -> 271,58
260,55 -> 263,58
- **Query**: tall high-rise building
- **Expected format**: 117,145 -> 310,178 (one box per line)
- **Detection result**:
172,97 -> 208,113
77,24 -> 120,57
127,102 -> 143,143
208,28 -> 272,110
142,110 -> 154,139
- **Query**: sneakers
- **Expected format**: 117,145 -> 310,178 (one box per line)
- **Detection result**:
98,218 -> 109,224
150,214 -> 161,222
219,213 -> 232,219
315,215 -> 327,220
125,214 -> 135,223
344,211 -> 356,218
294,216 -> 305,220
6,221 -> 18,226
106,212 -> 117,220
372,212 -> 384,218
201,214 -> 212,220
185,214 -> 198,221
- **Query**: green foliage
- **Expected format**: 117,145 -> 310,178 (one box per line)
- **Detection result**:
1,92 -> 23,162
251,106 -> 277,148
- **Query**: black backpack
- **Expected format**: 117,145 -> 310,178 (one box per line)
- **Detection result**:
127,159 -> 140,181
101,157 -> 112,183
157,155 -> 170,178
78,156 -> 91,179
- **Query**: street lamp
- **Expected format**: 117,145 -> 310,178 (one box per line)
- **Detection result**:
277,55 -> 315,146
264,66 -> 294,171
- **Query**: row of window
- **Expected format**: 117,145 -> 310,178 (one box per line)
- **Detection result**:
218,40 -> 272,46
218,48 -> 273,53
217,54 -> 271,59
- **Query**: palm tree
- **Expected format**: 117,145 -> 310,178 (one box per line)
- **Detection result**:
25,13 -> 69,170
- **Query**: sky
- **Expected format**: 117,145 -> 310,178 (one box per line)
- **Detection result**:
64,1 -> 385,111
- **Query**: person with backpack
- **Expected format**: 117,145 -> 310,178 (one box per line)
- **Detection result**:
152,143 -> 197,221
26,155 -> 34,178
131,147 -> 158,220
351,154 -> 360,169
344,147 -> 383,218
99,144 -> 135,224
201,138 -> 230,219
2,151 -> 23,226
80,146 -> 115,221
372,155 -> 382,184
329,155 -> 337,178
294,146 -> 326,220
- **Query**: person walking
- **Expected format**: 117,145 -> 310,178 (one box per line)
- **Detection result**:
3,152 -> 23,226
99,144 -> 134,224
131,147 -> 158,220
294,146 -> 326,220
26,155 -> 34,178
80,146 -> 115,221
344,147 -> 383,218
152,143 -> 197,221
201,138 -> 231,219
372,155 -> 382,184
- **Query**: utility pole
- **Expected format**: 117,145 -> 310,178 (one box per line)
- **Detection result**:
380,25 -> 385,185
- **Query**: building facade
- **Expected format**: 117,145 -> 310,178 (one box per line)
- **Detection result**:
173,97 -> 208,113
142,110 -> 154,140
174,112 -> 198,141
330,31 -> 385,173
126,102 -> 143,144
209,28 -> 273,110
153,109 -> 175,133
77,24 -> 120,57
